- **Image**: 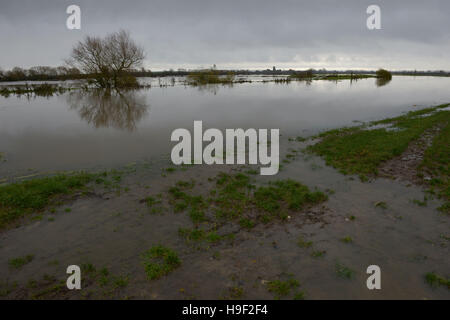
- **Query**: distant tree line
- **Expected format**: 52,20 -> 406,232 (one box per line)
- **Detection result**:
0,65 -> 160,82
1,63 -> 449,84
0,65 -> 83,82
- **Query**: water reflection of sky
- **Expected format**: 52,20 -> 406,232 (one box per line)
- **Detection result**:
1,76 -> 450,175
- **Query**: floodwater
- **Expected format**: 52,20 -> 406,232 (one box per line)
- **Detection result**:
0,76 -> 449,299
1,76 -> 450,178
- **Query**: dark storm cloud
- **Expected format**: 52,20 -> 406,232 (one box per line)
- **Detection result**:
0,0 -> 449,70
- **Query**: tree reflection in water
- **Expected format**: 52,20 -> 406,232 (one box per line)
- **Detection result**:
67,89 -> 149,131
192,83 -> 235,95
376,77 -> 392,87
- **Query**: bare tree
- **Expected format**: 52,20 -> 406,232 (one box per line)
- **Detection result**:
67,30 -> 145,88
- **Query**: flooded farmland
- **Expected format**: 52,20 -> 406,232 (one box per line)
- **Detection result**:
0,76 -> 449,299
1,76 -> 450,176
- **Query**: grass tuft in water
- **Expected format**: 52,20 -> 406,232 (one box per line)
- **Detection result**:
335,262 -> 354,279
266,277 -> 300,300
297,235 -> 313,248
141,245 -> 181,280
340,236 -> 353,244
425,272 -> 449,289
8,254 -> 34,269
168,172 -> 327,246
374,201 -> 388,209
311,250 -> 326,258
0,172 -> 95,229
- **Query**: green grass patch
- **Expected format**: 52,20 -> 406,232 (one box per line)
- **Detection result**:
175,180 -> 195,189
188,208 -> 206,223
293,291 -> 306,300
8,254 -> 34,269
374,201 -> 388,209
266,277 -> 300,300
311,250 -> 326,258
226,286 -> 244,299
213,173 -> 253,220
165,172 -> 327,251
178,227 -> 223,243
141,245 -> 181,280
412,198 -> 428,207
144,195 -> 165,214
308,104 -> 450,176
167,173 -> 327,240
144,196 -> 158,207
239,217 -> 255,229
168,185 -> 206,219
81,263 -> 96,274
297,235 -> 313,248
425,272 -> 449,289
340,236 -> 353,243
212,174 -> 327,224
254,180 -> 327,218
0,172 -> 95,229
112,275 -> 129,288
335,262 -> 354,279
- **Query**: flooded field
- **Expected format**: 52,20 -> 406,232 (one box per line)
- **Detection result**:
1,76 -> 450,177
0,76 -> 449,299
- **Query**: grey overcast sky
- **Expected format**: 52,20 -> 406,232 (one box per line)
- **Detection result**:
0,0 -> 449,71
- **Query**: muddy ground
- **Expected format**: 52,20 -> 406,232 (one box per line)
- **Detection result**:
379,125 -> 443,184
0,140 -> 449,300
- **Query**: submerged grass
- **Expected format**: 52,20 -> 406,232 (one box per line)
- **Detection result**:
340,236 -> 353,244
8,254 -> 34,269
141,245 -> 181,280
3,262 -> 129,299
178,228 -> 223,243
212,173 -> 327,224
254,180 -> 327,220
297,235 -> 313,248
266,276 -> 302,300
335,262 -> 354,279
0,172 -> 95,229
425,272 -> 450,289
167,172 -> 327,245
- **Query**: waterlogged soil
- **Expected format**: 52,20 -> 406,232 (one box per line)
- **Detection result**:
0,142 -> 449,299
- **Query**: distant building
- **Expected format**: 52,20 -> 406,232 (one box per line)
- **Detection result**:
273,66 -> 276,71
